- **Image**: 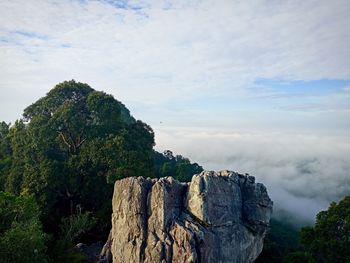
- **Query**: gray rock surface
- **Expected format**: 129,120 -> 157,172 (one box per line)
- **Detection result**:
103,171 -> 273,263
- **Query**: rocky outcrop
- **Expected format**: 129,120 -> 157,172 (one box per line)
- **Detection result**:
103,171 -> 273,263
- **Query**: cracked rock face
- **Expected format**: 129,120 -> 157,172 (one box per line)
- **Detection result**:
105,171 -> 273,263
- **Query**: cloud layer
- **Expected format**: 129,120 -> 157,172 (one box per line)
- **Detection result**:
154,127 -> 350,224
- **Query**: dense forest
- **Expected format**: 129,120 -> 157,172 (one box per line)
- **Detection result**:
0,80 -> 349,262
0,80 -> 203,262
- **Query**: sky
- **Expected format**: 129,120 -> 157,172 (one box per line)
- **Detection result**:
1,0 -> 350,224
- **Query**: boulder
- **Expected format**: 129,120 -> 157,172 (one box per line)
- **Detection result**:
103,171 -> 273,263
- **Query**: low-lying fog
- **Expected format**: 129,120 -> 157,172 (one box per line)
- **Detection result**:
155,127 -> 350,226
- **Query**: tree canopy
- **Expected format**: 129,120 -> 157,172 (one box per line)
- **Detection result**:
153,150 -> 203,182
259,195 -> 350,263
0,80 -> 203,262
298,195 -> 350,263
1,80 -> 155,238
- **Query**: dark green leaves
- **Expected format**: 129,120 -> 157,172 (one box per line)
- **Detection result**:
153,150 -> 203,182
299,196 -> 350,263
0,192 -> 48,263
1,80 -> 155,245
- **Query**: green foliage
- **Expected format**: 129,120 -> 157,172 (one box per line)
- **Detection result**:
258,196 -> 350,262
299,196 -> 350,263
58,210 -> 95,248
255,218 -> 299,263
0,192 -> 47,263
153,150 -> 203,182
283,251 -> 315,263
1,80 -> 155,239
0,80 -> 205,262
51,209 -> 95,263
0,122 -> 12,191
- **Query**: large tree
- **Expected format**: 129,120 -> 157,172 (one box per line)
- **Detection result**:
0,80 -> 208,262
2,80 -> 155,238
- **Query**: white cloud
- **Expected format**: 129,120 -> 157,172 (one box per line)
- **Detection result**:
1,0 -> 350,122
154,127 -> 350,223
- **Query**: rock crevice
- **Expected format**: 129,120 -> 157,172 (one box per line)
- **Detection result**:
104,171 -> 273,263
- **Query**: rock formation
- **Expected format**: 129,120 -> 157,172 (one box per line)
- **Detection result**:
101,171 -> 273,263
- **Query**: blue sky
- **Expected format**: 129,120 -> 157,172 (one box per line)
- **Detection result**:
1,0 -> 349,132
0,0 -> 350,222
253,78 -> 350,97
0,1 -> 349,116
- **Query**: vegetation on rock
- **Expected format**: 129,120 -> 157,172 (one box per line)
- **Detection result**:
153,150 -> 203,182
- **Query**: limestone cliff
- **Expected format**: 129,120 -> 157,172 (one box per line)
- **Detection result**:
100,171 -> 273,263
